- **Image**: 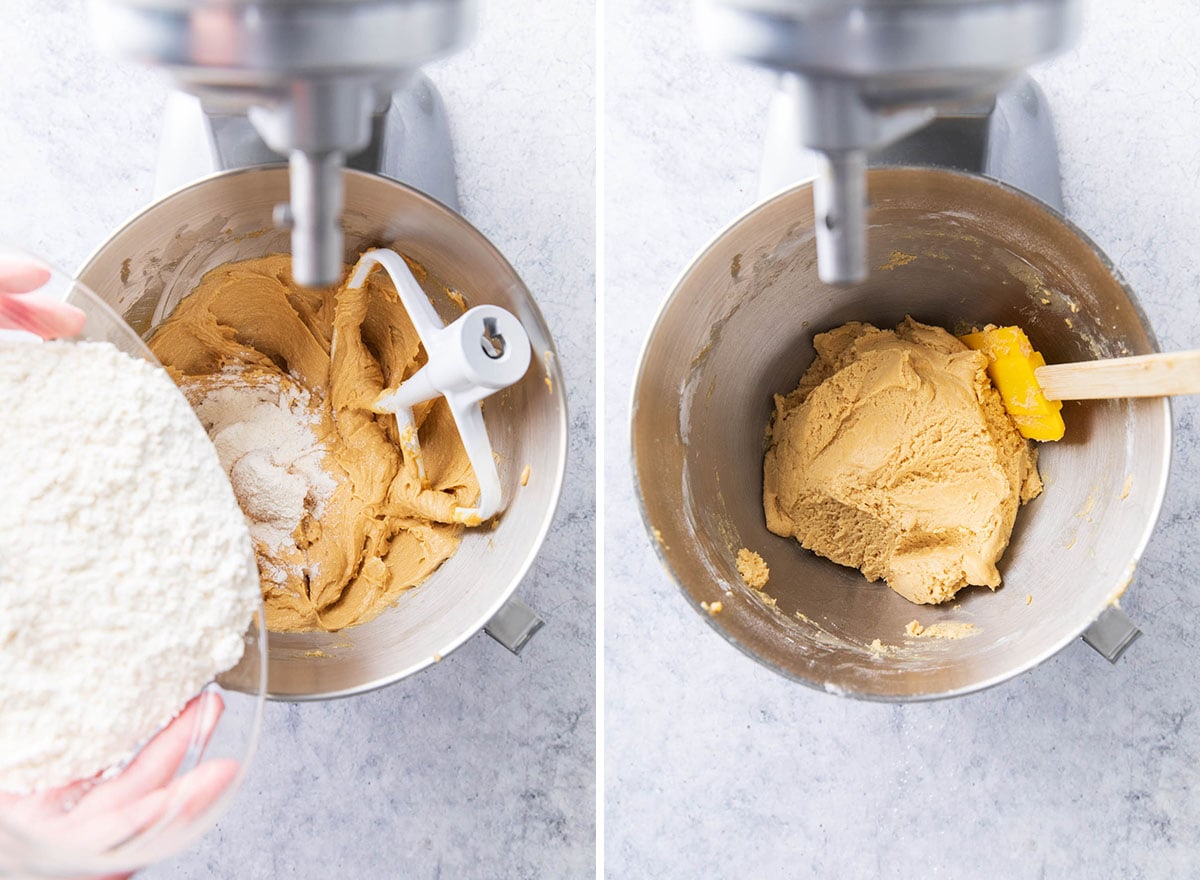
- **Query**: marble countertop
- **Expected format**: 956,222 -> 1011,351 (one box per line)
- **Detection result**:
605,1 -> 1200,877
0,1 -> 594,877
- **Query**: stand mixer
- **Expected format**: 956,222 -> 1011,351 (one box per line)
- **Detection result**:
656,0 -> 1148,677
696,0 -> 1081,285
85,0 -> 551,663
88,0 -> 473,288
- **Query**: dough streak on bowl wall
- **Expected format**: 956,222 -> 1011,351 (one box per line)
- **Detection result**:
149,254 -> 482,634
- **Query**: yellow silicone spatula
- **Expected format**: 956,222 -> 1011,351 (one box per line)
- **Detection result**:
960,325 -> 1200,442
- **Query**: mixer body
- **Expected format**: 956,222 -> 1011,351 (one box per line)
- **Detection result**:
89,0 -> 475,287
696,0 -> 1082,284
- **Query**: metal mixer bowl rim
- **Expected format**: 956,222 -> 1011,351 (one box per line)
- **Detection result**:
76,165 -> 570,700
630,165 -> 1173,701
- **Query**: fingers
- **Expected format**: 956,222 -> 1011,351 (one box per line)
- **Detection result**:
0,691 -> 232,867
157,757 -> 240,823
1,756 -> 238,871
0,259 -> 85,339
71,691 -> 225,821
0,774 -> 100,821
0,260 -> 51,294
72,758 -> 240,852
0,292 -> 87,339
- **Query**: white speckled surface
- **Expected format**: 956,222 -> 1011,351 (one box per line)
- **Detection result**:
606,1 -> 1200,877
0,0 -> 594,877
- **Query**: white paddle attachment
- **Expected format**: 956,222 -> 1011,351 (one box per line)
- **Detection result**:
348,248 -> 531,524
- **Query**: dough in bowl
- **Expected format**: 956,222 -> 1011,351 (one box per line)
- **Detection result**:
763,316 -> 1042,605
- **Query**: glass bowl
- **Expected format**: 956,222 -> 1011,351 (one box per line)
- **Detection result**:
0,251 -> 266,877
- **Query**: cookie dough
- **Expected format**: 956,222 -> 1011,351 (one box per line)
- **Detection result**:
150,254 -> 478,632
763,317 -> 1041,605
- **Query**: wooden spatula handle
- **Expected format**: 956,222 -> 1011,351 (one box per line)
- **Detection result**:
1035,350 -> 1200,400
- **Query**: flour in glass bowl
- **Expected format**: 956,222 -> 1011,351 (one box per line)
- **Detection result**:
0,340 -> 260,794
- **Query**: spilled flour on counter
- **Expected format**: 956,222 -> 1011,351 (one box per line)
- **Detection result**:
0,341 -> 259,793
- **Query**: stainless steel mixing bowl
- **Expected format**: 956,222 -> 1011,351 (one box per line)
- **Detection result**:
633,167 -> 1170,700
77,167 -> 567,700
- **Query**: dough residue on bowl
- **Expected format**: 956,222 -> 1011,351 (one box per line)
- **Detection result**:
736,547 -> 770,589
763,317 -> 1042,605
905,620 -> 978,640
150,254 -> 480,633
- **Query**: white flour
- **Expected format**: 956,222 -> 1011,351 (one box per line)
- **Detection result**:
0,341 -> 260,794
186,370 -> 335,585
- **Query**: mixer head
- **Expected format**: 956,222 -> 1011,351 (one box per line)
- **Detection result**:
89,0 -> 475,287
695,0 -> 1081,285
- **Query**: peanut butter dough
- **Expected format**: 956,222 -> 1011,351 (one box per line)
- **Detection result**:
150,254 -> 478,632
764,317 -> 1041,605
